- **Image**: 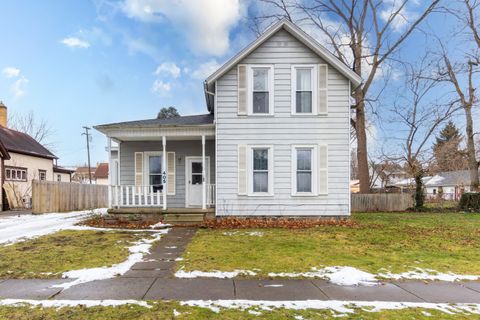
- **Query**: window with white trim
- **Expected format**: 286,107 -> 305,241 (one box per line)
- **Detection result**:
292,145 -> 317,195
292,65 -> 317,114
143,152 -> 163,193
39,170 -> 47,181
248,65 -> 274,115
57,174 -> 62,182
5,166 -> 27,182
248,146 -> 273,195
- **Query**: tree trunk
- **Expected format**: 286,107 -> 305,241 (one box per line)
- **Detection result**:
464,105 -> 479,190
355,89 -> 370,193
414,170 -> 424,208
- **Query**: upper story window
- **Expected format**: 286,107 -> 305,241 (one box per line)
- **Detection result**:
5,166 -> 27,182
292,65 -> 318,115
248,65 -> 274,115
39,170 -> 47,181
57,174 -> 62,182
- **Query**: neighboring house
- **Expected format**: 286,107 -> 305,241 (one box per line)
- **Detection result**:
72,166 -> 96,184
424,170 -> 473,201
94,163 -> 109,185
95,20 -> 362,217
53,165 -> 74,182
0,102 -> 58,209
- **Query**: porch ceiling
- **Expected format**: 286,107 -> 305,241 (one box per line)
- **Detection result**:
100,125 -> 215,142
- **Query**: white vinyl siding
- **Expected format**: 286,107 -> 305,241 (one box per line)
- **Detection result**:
216,29 -> 349,216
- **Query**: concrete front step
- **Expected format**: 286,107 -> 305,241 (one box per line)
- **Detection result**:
163,213 -> 205,224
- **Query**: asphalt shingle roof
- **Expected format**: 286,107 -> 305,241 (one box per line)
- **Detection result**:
95,114 -> 214,130
0,126 -> 56,159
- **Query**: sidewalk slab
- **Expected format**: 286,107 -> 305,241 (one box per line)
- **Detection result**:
144,278 -> 235,300
131,261 -> 176,270
315,281 -> 423,302
235,279 -> 328,300
394,281 -> 480,303
55,278 -> 156,300
0,279 -> 69,299
122,269 -> 172,278
463,282 -> 480,293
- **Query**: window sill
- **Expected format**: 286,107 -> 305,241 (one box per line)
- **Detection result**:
247,193 -> 274,197
291,193 -> 318,197
246,114 -> 274,117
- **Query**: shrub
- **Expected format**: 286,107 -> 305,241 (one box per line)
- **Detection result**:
459,193 -> 480,211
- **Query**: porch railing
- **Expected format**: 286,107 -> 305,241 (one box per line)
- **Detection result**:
207,184 -> 216,207
111,185 -> 163,207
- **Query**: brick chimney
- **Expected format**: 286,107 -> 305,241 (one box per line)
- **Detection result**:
0,102 -> 6,127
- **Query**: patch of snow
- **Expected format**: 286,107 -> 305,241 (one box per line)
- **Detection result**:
175,268 -> 257,279
175,258 -> 184,261
0,299 -> 150,308
181,299 -> 480,315
294,316 -> 305,320
264,284 -> 284,288
53,230 -> 168,290
150,222 -> 171,229
222,231 -> 264,237
0,209 -> 104,245
166,246 -> 177,249
379,268 -> 480,282
248,309 -> 262,315
422,311 -> 432,316
269,266 -> 378,286
173,308 -> 181,316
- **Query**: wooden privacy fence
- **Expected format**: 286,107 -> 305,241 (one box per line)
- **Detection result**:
32,181 -> 108,214
351,193 -> 414,212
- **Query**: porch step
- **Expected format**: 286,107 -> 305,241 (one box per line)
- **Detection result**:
163,213 -> 205,224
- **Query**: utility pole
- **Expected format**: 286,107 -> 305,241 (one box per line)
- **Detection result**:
82,126 -> 92,184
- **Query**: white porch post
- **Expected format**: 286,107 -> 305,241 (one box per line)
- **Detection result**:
107,137 -> 112,208
162,136 -> 167,210
202,135 -> 206,210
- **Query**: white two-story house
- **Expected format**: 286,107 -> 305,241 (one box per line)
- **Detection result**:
94,20 -> 362,218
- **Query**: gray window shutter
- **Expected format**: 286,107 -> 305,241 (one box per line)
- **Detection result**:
134,152 -> 144,193
318,64 -> 328,114
167,152 -> 175,195
318,144 -> 328,194
238,65 -> 247,115
238,145 -> 247,195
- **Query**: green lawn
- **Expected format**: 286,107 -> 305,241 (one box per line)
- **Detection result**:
179,212 -> 480,276
0,302 -> 478,320
0,230 -> 149,279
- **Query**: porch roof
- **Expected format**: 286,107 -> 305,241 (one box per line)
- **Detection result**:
94,114 -> 215,141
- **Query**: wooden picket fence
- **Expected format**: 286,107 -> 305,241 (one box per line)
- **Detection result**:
32,180 -> 108,214
351,193 -> 414,212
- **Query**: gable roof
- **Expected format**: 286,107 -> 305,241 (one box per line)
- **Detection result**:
0,126 -> 56,159
95,114 -> 214,133
425,170 -> 473,187
94,163 -> 109,179
204,19 -> 363,112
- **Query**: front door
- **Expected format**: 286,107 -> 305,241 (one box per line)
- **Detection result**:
186,157 -> 209,207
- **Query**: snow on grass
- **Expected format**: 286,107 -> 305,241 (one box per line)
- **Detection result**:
379,267 -> 480,282
181,299 -> 480,315
53,229 -> 169,290
175,268 -> 257,279
222,231 -> 264,237
0,209 -> 106,245
0,299 -> 150,308
150,222 -> 171,229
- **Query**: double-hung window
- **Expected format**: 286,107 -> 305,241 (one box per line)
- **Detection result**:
143,152 -> 163,193
248,65 -> 274,115
292,65 -> 317,115
39,170 -> 47,181
292,145 -> 317,195
248,146 -> 273,195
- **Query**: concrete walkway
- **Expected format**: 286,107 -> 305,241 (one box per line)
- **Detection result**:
1,228 -> 480,303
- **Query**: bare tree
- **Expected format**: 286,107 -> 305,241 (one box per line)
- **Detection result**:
8,110 -> 55,149
388,58 -> 458,208
251,0 -> 440,193
435,0 -> 480,190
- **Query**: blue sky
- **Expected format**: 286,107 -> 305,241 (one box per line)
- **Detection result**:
0,0 -> 472,167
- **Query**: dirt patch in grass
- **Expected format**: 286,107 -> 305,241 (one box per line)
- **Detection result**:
0,230 -> 149,279
180,212 -> 480,277
81,216 -> 157,229
0,302 -> 478,320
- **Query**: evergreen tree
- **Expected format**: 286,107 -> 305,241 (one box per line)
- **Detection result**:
432,121 -> 468,172
157,107 -> 180,119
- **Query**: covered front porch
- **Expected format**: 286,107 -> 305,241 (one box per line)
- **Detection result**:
95,114 -> 216,211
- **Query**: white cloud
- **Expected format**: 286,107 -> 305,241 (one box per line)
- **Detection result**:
121,0 -> 242,56
190,60 -> 221,80
61,37 -> 90,48
2,67 -> 20,78
151,79 -> 171,94
11,76 -> 29,98
380,0 -> 417,32
154,62 -> 181,78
